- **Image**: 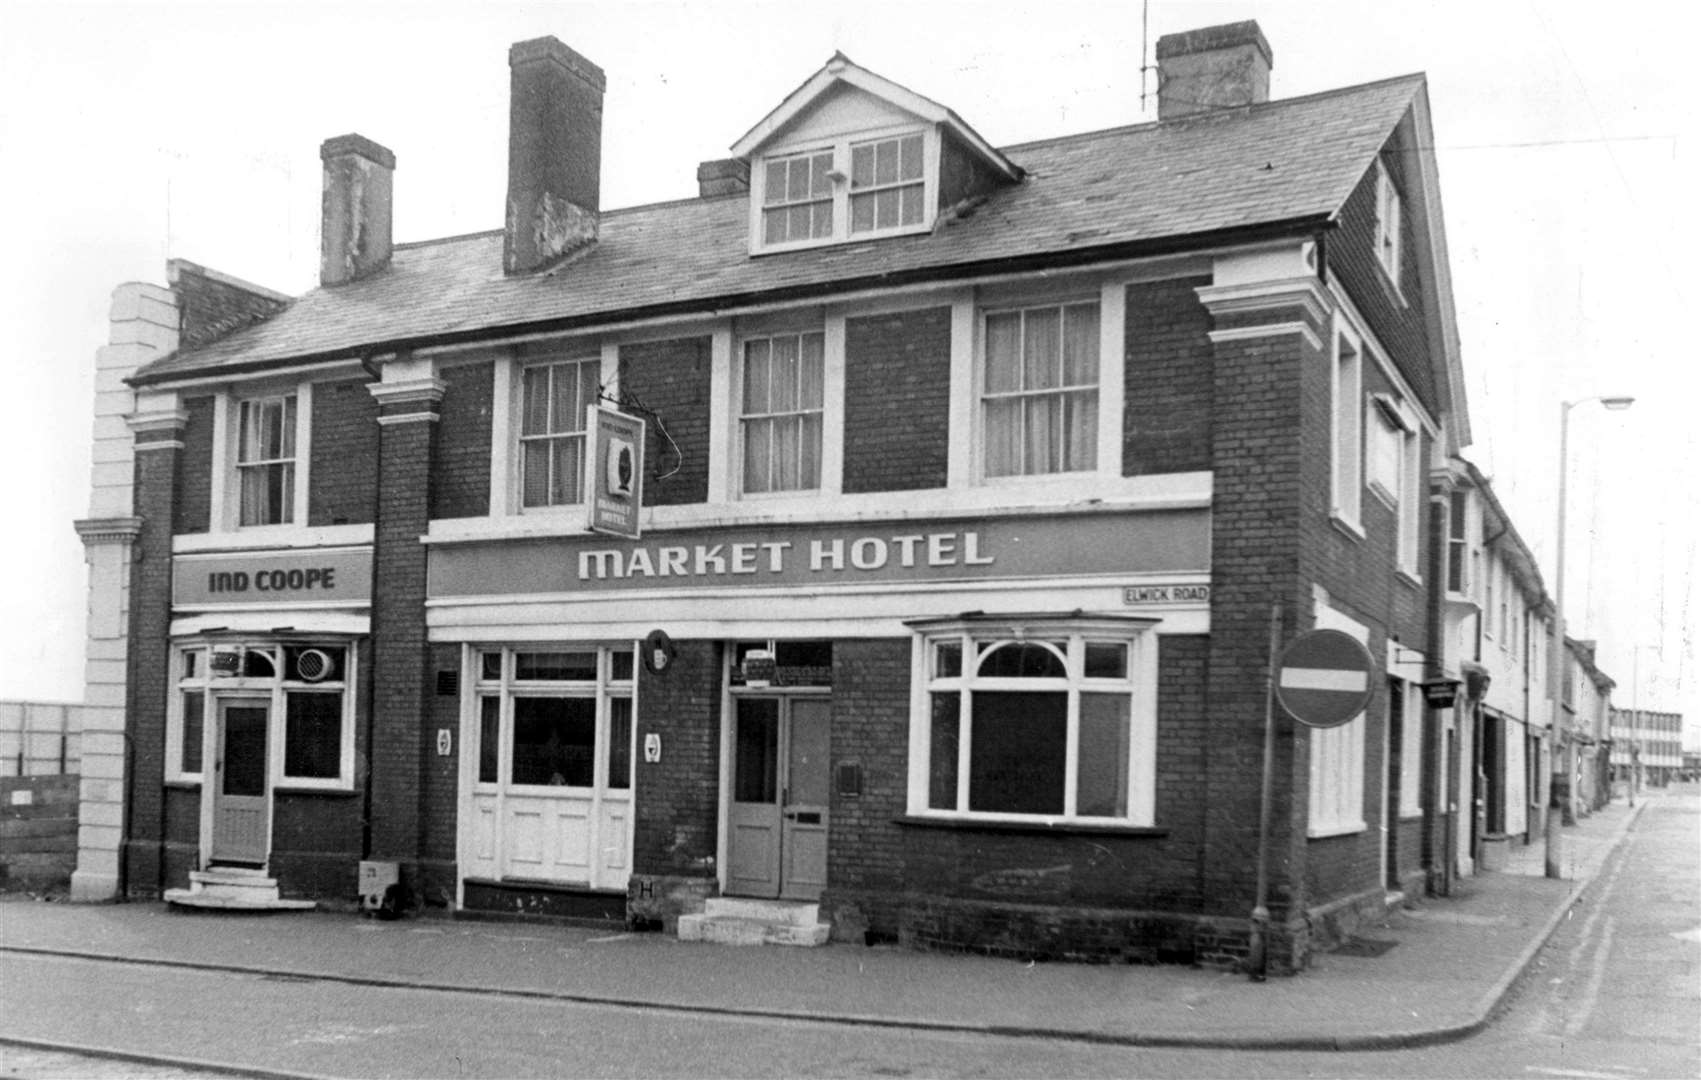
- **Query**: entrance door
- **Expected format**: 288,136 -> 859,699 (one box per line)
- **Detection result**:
727,697 -> 829,900
211,698 -> 270,865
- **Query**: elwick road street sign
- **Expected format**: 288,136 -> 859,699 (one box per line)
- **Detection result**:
1275,628 -> 1376,728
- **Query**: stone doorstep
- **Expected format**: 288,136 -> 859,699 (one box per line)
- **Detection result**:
163,867 -> 317,912
677,898 -> 831,947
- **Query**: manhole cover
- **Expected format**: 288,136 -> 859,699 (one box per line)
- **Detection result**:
1332,936 -> 1397,957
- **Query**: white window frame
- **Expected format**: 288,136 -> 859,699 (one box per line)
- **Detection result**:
470,646 -> 635,794
211,383 -> 312,533
977,298 -> 1104,482
907,617 -> 1158,827
1309,601 -> 1368,837
1365,395 -> 1405,507
491,344 -> 617,517
1447,489 -> 1469,595
1330,319 -> 1364,531
1374,160 -> 1402,287
737,329 -> 827,497
517,354 -> 603,511
166,639 -> 358,791
749,123 -> 936,254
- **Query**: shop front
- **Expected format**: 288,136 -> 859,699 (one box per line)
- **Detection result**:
162,545 -> 371,898
427,507 -> 1210,939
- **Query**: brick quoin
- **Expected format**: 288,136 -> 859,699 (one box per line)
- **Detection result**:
842,308 -> 951,494
431,362 -> 493,520
619,337 -> 711,506
308,378 -> 379,527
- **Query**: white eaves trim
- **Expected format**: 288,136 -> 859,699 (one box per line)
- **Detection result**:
729,53 -> 1020,182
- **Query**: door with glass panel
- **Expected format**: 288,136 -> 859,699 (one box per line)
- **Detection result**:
211,698 -> 271,865
727,696 -> 830,900
465,648 -> 635,891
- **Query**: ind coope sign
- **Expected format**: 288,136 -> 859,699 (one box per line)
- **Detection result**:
173,547 -> 373,607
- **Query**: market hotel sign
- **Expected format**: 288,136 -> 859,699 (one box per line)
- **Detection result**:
429,510 -> 1211,598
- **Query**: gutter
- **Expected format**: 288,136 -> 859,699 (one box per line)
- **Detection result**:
129,214 -> 1337,388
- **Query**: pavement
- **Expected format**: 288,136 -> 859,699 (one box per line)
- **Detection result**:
0,790 -> 1654,1068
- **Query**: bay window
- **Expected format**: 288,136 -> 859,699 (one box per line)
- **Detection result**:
911,618 -> 1156,825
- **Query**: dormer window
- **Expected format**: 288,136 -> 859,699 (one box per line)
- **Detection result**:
762,150 -> 834,244
752,127 -> 933,252
850,133 -> 924,232
731,54 -> 1023,255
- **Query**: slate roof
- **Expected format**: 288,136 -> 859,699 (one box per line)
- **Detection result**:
133,74 -> 1424,386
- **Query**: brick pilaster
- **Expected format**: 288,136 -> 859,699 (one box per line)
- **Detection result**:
367,368 -> 445,892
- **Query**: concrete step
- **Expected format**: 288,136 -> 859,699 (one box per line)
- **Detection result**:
164,868 -> 315,911
676,913 -> 831,947
162,887 -> 316,912
701,897 -> 820,925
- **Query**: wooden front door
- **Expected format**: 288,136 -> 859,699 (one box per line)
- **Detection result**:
727,697 -> 829,900
211,698 -> 270,865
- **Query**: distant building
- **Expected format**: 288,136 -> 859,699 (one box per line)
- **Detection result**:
1612,708 -> 1684,787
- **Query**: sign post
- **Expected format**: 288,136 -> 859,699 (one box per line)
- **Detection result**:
1249,623 -> 1376,980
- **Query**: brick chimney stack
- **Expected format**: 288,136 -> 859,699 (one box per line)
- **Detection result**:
319,134 -> 396,287
1155,21 -> 1273,121
505,36 -> 606,275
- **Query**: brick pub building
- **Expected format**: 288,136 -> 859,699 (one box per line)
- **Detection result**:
74,21 -> 1474,970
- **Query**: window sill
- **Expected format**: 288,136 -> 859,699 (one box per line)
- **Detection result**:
165,779 -> 202,790
1397,568 -> 1423,590
272,784 -> 359,797
1329,514 -> 1366,542
894,814 -> 1167,838
750,221 -> 933,257
1307,821 -> 1367,840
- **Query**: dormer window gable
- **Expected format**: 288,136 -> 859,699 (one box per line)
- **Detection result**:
731,53 -> 1021,255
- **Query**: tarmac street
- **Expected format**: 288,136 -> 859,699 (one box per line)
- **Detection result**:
1,788 -> 1696,1079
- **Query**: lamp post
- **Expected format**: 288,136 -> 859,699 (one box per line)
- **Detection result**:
1546,394 -> 1634,879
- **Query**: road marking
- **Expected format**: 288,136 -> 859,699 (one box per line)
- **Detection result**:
1563,914 -> 1617,1038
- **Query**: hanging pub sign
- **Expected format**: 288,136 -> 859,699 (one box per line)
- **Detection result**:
587,406 -> 646,540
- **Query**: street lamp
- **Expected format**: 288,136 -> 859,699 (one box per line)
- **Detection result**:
1545,394 -> 1634,878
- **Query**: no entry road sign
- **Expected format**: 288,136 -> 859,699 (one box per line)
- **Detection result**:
1276,629 -> 1375,728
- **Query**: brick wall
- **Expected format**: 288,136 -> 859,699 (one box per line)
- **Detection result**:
308,378 -> 378,527
174,397 -> 214,535
619,338 -> 711,506
123,438 -> 181,896
432,362 -> 493,520
842,308 -> 951,494
632,640 -> 721,876
1124,277 -> 1214,475
1329,134 -> 1437,413
269,792 -> 364,900
821,639 -> 910,939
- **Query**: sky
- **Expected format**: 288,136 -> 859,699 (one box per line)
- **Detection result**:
1,0 -> 1695,744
